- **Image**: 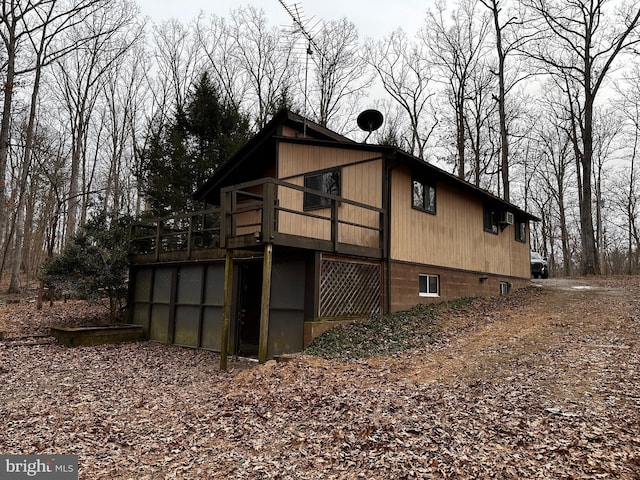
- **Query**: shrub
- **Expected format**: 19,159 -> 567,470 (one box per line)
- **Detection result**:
41,211 -> 131,319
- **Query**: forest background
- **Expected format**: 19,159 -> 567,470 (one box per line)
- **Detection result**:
2,0 -> 640,295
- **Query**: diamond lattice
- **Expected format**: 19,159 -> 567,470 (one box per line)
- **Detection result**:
319,259 -> 381,318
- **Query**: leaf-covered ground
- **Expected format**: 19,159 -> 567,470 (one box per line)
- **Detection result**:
1,277 -> 639,479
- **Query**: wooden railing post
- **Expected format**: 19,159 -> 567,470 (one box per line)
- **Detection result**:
331,199 -> 339,251
258,243 -> 273,363
220,190 -> 230,248
262,180 -> 275,241
379,211 -> 385,254
187,213 -> 193,259
220,249 -> 234,371
155,221 -> 162,261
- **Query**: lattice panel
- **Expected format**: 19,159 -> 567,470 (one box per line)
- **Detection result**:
319,259 -> 381,318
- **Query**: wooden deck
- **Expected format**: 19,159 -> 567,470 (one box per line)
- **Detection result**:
129,178 -> 385,264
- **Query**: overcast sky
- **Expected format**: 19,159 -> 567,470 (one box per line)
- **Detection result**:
137,0 -> 432,41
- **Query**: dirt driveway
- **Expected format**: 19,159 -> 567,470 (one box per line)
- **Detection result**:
0,277 -> 639,479
401,277 -> 639,395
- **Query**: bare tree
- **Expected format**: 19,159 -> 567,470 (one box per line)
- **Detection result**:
151,18 -> 202,119
229,6 -> 297,128
614,69 -> 640,272
307,18 -> 373,131
591,108 -> 624,273
5,0 -> 112,292
100,35 -> 146,216
464,63 -> 497,187
524,0 -> 640,275
0,0 -> 40,256
365,29 -> 438,160
479,0 -> 535,201
421,0 -> 490,179
195,13 -> 245,112
52,0 -> 140,244
533,95 -> 576,276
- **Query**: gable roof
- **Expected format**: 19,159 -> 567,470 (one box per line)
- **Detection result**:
193,109 -> 352,203
194,108 -> 538,222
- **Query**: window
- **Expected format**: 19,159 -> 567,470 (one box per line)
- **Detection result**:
304,168 -> 341,210
483,205 -> 498,234
499,282 -> 510,295
412,178 -> 436,214
419,274 -> 440,297
515,220 -> 527,243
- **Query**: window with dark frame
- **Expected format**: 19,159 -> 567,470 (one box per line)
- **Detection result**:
515,220 -> 527,243
303,168 -> 341,210
412,178 -> 436,214
419,274 -> 440,297
483,205 -> 498,234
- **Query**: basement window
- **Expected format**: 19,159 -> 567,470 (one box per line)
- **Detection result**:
499,282 -> 510,295
419,274 -> 440,297
304,168 -> 341,210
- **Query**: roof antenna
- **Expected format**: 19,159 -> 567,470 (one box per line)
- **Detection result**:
278,0 -> 323,137
357,109 -> 384,143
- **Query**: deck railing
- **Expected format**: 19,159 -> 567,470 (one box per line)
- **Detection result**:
130,177 -> 385,262
221,177 -> 385,257
129,209 -> 221,261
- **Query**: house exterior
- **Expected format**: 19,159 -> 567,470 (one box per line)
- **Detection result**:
128,109 -> 536,363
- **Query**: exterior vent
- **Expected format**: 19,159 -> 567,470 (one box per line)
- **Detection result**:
497,211 -> 514,225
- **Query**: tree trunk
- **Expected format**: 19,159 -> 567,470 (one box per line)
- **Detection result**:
0,28 -> 17,276
556,187 -> 571,276
579,96 -> 600,275
487,0 -> 509,202
66,125 -> 84,243
456,83 -> 466,179
8,54 -> 43,293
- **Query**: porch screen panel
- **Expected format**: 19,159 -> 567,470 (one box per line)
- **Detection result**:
132,268 -> 152,335
152,268 -> 172,303
177,266 -> 202,304
319,258 -> 381,318
174,266 -> 203,347
268,260 -> 305,356
202,264 -> 225,351
134,268 -> 152,301
174,306 -> 200,346
149,268 -> 173,342
150,304 -> 170,342
201,307 -> 223,351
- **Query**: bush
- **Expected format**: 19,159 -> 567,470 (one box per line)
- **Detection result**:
41,211 -> 131,319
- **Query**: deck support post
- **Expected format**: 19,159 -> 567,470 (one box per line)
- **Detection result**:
258,243 -> 273,363
220,249 -> 234,370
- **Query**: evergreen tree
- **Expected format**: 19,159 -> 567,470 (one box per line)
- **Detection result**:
41,211 -> 132,319
140,72 -> 251,216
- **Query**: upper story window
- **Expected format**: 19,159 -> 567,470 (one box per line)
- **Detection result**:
412,177 -> 436,214
304,168 -> 341,210
483,205 -> 498,234
515,220 -> 527,243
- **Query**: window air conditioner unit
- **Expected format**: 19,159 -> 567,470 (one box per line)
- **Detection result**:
497,211 -> 514,225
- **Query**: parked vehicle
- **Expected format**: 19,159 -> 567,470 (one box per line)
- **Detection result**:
530,252 -> 549,279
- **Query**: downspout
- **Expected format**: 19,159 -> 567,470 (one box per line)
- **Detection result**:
385,152 -> 400,314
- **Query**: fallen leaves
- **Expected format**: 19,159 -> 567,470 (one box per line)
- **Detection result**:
0,277 -> 639,479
